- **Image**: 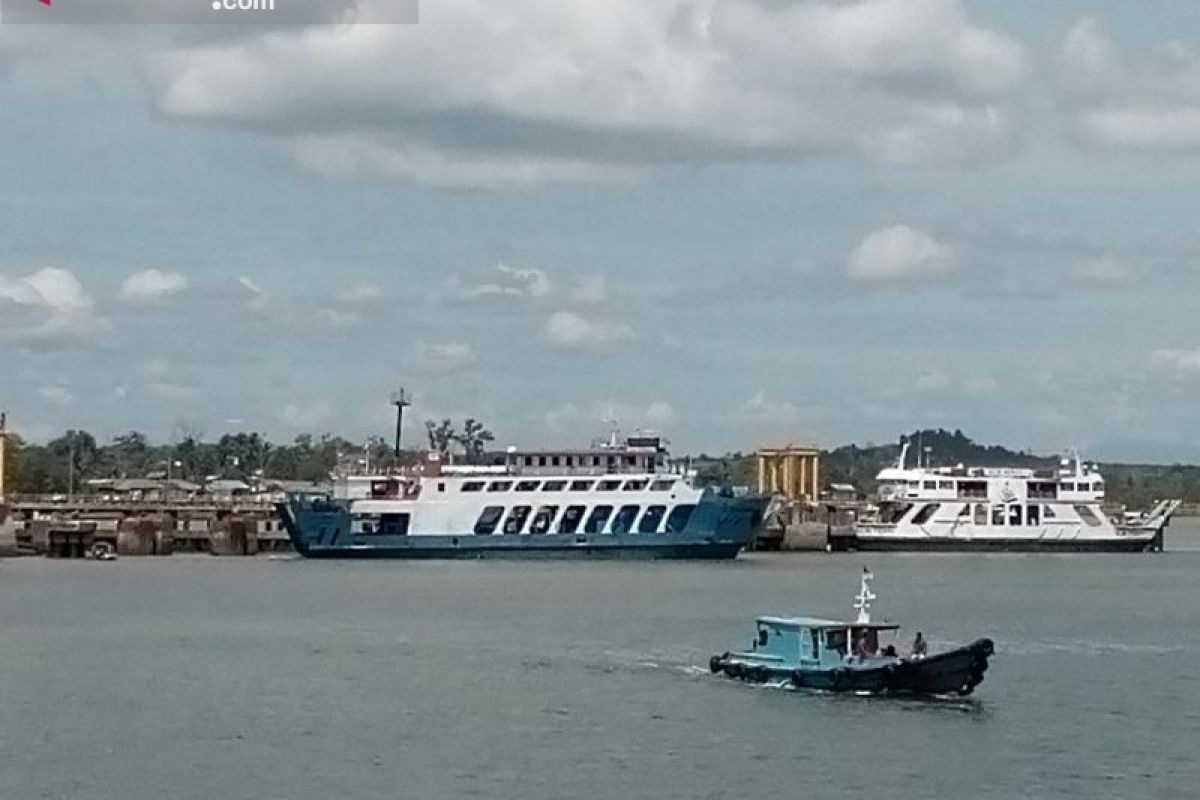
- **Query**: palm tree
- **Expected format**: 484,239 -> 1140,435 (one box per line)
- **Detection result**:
455,418 -> 495,464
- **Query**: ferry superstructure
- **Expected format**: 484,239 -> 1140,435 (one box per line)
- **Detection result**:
277,435 -> 767,559
834,442 -> 1180,553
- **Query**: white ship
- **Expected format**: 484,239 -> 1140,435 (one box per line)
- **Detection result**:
834,442 -> 1180,553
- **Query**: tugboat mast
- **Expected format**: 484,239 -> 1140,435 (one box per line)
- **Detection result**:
853,567 -> 876,624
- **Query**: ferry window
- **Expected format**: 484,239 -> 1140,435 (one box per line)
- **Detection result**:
938,480 -> 954,490
1043,504 -> 1057,519
558,505 -> 586,534
957,504 -> 970,517
622,480 -> 648,491
523,456 -> 533,466
598,479 -> 621,491
566,456 -> 574,467
503,506 -> 532,534
474,506 -> 505,535
665,504 -> 696,532
650,480 -> 674,491
570,480 -> 594,491
1007,505 -> 1022,526
437,482 -> 445,493
487,481 -> 512,492
959,480 -> 987,499
625,455 -> 636,466
974,504 -> 987,525
1077,482 -> 1090,492
515,481 -> 540,492
638,505 -> 666,533
530,505 -> 559,534
551,456 -> 561,466
923,480 -> 936,490
991,505 -> 1005,526
592,456 -> 601,466
1061,482 -> 1075,492
1027,505 -> 1040,526
584,505 -> 614,533
1075,505 -> 1101,526
542,480 -> 567,492
379,513 -> 410,536
911,503 -> 940,525
611,505 -> 640,534
462,481 -> 485,493
538,456 -> 547,467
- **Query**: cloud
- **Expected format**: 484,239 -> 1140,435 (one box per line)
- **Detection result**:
335,283 -> 382,304
1076,256 -> 1133,285
281,401 -> 333,429
456,263 -> 551,302
913,370 -> 951,393
741,390 -> 801,424
847,224 -> 953,282
644,401 -> 676,427
545,310 -> 634,353
120,268 -> 189,303
1150,347 -> 1200,378
570,275 -> 608,306
318,307 -> 362,329
238,275 -> 268,310
152,0 -> 1027,186
0,267 -> 93,314
413,341 -> 475,372
38,385 -> 76,407
1058,18 -> 1200,152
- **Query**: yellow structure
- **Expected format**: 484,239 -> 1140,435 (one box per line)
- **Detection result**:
756,444 -> 821,501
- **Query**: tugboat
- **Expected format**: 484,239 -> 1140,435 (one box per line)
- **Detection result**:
709,569 -> 994,696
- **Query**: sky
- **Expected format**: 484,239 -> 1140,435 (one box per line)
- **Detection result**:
1,0 -> 1200,462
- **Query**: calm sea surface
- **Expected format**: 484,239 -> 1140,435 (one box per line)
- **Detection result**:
4,520 -> 1200,800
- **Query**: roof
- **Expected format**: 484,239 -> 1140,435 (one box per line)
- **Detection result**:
830,483 -> 856,492
756,615 -> 900,630
206,479 -> 251,492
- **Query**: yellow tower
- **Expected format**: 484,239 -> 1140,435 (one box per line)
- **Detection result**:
756,443 -> 821,502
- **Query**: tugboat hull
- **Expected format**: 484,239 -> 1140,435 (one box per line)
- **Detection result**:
710,638 -> 994,697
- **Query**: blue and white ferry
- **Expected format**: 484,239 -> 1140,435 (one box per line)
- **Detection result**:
278,434 -> 767,559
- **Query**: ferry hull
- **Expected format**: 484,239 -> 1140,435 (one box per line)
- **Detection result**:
277,492 -> 766,561
830,531 -> 1163,553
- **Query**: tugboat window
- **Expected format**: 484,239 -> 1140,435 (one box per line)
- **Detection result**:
474,506 -> 505,535
638,505 -> 666,533
530,505 -> 559,534
611,505 -> 640,534
558,505 -> 586,534
824,629 -> 847,655
503,506 -> 532,534
665,504 -> 696,533
584,505 -> 614,533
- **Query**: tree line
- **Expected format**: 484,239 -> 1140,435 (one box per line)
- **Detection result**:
1,418 -> 495,495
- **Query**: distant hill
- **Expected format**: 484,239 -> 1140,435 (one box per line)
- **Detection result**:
823,428 -> 1054,492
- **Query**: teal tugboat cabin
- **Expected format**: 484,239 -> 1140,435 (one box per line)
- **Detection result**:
709,571 -> 993,696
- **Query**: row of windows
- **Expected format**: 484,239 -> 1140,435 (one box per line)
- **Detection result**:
473,503 -> 696,536
515,453 -> 654,468
912,502 -> 1101,527
908,479 -> 1102,498
460,478 -> 676,494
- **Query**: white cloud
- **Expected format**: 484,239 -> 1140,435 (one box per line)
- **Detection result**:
570,275 -> 608,306
457,263 -> 551,302
281,401 -> 333,429
38,385 -> 75,407
318,307 -> 362,329
413,341 -> 475,372
152,0 -> 1027,186
644,401 -> 676,427
1059,18 -> 1200,152
335,283 -> 382,304
741,390 -> 801,424
913,370 -> 951,393
0,267 -> 93,314
545,310 -> 634,353
1076,257 -> 1133,285
120,268 -> 189,303
238,275 -> 268,310
847,225 -> 953,282
1151,347 -> 1200,378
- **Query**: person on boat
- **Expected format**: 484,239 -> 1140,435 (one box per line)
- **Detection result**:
911,632 -> 928,658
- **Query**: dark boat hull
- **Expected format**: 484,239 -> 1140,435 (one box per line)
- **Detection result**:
830,533 -> 1162,553
711,638 -> 994,697
296,540 -> 745,560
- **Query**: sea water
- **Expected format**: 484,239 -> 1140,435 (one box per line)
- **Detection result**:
2,520 -> 1199,799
